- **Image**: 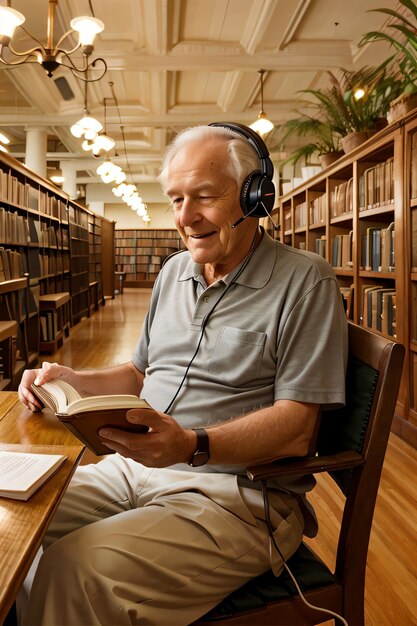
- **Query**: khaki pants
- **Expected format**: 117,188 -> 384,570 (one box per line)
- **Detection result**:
22,455 -> 304,626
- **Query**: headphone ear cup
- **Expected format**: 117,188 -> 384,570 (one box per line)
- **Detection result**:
240,172 -> 275,217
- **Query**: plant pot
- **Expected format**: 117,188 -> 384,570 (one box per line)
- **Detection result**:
342,130 -> 377,154
320,151 -> 344,169
387,92 -> 417,124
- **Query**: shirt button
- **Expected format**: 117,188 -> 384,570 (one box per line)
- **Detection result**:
203,296 -> 210,303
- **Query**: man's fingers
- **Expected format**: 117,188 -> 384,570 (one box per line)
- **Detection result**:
126,408 -> 166,430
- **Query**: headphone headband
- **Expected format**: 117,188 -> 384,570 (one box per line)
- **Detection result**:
207,121 -> 275,220
208,122 -> 274,179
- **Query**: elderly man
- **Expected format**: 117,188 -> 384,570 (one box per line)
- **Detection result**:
18,123 -> 347,625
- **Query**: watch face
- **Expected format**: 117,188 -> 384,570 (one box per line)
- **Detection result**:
191,450 -> 210,467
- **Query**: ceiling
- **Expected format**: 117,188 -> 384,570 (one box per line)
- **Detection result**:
0,0 -> 400,209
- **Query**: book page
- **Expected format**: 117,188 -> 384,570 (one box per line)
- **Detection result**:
66,395 -> 149,415
33,379 -> 82,413
0,451 -> 67,500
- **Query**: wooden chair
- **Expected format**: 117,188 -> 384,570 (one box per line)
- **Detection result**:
192,322 -> 405,626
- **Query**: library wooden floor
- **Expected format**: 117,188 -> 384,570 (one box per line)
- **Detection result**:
40,288 -> 417,626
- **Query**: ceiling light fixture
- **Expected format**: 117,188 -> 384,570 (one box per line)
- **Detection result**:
108,80 -> 150,222
97,159 -> 125,184
48,162 -> 65,184
83,97 -> 115,156
0,0 -> 106,81
71,80 -> 102,142
249,69 -> 274,136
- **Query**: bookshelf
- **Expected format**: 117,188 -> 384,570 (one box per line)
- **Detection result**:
276,114 -> 417,448
0,319 -> 18,390
101,218 -> 115,298
0,150 -> 114,387
115,229 -> 183,286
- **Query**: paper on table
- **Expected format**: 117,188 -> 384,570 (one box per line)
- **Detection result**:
0,450 -> 67,501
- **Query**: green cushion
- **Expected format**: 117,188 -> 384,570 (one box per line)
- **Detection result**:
201,543 -> 336,621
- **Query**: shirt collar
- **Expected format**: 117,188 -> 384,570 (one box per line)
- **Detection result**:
178,227 -> 276,289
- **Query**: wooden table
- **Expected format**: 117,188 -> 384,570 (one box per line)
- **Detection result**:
0,392 -> 84,624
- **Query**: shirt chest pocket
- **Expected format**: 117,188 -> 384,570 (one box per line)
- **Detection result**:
209,326 -> 267,386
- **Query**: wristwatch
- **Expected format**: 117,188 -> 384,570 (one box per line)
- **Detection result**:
188,428 -> 210,467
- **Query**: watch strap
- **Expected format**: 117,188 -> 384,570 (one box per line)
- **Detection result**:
188,428 -> 210,466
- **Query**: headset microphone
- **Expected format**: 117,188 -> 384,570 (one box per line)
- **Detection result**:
231,216 -> 246,229
231,202 -> 280,230
231,205 -> 258,228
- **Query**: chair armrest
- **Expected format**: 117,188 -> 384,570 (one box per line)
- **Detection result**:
246,450 -> 363,482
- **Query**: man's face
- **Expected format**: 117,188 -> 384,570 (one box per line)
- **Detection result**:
166,137 -> 254,276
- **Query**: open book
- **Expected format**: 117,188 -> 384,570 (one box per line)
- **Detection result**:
30,379 -> 150,455
0,450 -> 67,501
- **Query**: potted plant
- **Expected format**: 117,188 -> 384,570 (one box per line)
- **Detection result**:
272,64 -> 402,162
358,0 -> 417,122
268,117 -> 343,170
335,64 -> 402,151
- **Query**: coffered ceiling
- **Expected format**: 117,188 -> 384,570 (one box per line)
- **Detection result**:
0,0 -> 398,207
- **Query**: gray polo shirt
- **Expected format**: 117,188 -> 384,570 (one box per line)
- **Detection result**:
132,229 -> 347,482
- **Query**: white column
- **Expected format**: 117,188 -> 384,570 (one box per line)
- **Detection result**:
61,162 -> 77,199
25,128 -> 48,178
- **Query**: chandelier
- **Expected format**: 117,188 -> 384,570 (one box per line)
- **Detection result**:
0,0 -> 107,81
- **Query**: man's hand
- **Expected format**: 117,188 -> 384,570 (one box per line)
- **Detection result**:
18,361 -> 75,412
98,407 -> 196,467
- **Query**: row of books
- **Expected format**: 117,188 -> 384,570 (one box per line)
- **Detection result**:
116,264 -> 135,273
39,252 -> 70,276
294,202 -> 307,229
0,170 -> 68,220
68,206 -> 88,228
70,239 -> 88,256
40,310 -> 58,342
115,238 -> 137,247
340,285 -> 354,319
0,208 -> 29,244
28,187 -> 68,220
0,170 -> 27,206
0,208 -> 72,250
315,235 -> 326,258
410,131 -> 417,200
116,246 -> 153,256
361,285 -> 396,338
115,229 -> 180,239
330,178 -> 353,218
360,223 -> 395,272
358,157 -> 394,211
331,232 -> 353,270
115,255 -> 136,264
23,285 -> 40,316
137,263 -> 162,274
69,223 -> 88,241
310,193 -> 326,225
0,248 -> 24,281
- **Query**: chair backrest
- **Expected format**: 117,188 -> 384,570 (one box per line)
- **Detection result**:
317,321 -> 404,599
192,322 -> 405,626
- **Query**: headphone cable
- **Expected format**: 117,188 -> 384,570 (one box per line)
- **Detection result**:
164,228 -> 259,414
261,482 -> 348,626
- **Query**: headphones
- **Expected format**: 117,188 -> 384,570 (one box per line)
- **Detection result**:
208,122 -> 275,219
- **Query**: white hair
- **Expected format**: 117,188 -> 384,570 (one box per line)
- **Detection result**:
158,125 -> 261,193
